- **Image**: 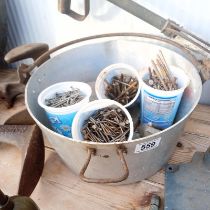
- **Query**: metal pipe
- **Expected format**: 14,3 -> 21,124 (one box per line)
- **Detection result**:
57,0 -> 210,54
106,0 -> 166,30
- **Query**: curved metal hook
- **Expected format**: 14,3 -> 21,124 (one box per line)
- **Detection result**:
58,0 -> 90,21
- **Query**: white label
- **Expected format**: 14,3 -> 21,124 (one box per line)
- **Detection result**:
144,95 -> 176,114
134,137 -> 161,153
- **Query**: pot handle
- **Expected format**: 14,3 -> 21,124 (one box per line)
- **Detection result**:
1,43 -> 50,107
79,147 -> 129,183
4,43 -> 49,64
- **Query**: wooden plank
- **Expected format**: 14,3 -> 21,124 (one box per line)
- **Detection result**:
0,144 -> 21,194
185,118 -> 210,137
0,145 -> 163,210
0,104 -> 210,210
192,104 -> 210,116
38,149 -> 164,210
184,104 -> 210,137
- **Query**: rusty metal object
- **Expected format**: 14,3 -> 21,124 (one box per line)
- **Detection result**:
0,43 -> 49,108
0,89 -> 44,196
0,189 -> 39,210
79,147 -> 129,183
0,125 -> 45,196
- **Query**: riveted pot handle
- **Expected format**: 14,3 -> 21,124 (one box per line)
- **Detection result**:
80,147 -> 129,183
4,43 -> 49,64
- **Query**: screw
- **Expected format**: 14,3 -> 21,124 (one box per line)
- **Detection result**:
144,51 -> 178,91
104,74 -> 138,105
82,106 -> 130,143
45,87 -> 84,108
148,79 -> 154,86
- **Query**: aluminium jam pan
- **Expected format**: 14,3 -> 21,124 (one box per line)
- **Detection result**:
25,33 -> 202,184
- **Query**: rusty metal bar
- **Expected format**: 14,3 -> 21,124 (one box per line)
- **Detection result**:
79,147 -> 129,183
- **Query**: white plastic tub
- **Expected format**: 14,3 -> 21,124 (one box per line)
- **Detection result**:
140,65 -> 190,129
38,81 -> 92,137
72,99 -> 134,141
95,63 -> 141,108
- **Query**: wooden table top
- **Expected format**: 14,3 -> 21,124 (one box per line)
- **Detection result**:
1,104 -> 210,210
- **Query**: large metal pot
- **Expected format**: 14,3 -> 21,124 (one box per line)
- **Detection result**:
25,33 -> 202,184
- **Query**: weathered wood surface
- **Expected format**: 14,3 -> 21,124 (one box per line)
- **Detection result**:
0,104 -> 210,210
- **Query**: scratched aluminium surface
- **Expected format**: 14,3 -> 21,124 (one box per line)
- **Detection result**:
0,104 -> 210,210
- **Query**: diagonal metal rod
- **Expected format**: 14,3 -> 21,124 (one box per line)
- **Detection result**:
106,0 -> 210,54
58,0 -> 210,53
107,0 -> 166,30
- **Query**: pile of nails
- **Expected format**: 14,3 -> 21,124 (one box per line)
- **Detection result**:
104,74 -> 138,105
45,87 -> 84,108
82,106 -> 130,143
144,51 -> 178,91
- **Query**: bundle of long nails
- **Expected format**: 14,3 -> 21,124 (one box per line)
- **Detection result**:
82,106 -> 130,143
144,51 -> 178,91
104,74 -> 138,105
45,87 -> 84,108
